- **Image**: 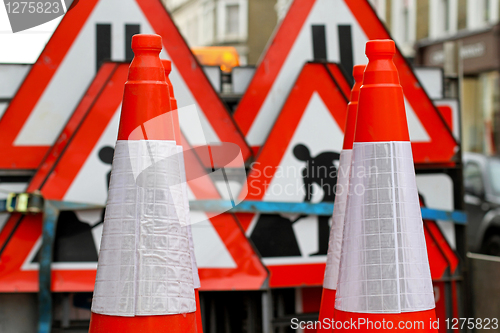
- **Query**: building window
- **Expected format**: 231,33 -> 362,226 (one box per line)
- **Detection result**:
416,0 -> 429,40
201,1 -> 215,45
217,0 -> 247,42
226,4 -> 239,36
187,16 -> 198,45
403,5 -> 409,41
391,0 -> 416,56
444,0 -> 450,31
457,0 -> 467,30
467,0 -> 499,30
438,0 -> 450,33
484,0 -> 491,22
430,0 -> 457,38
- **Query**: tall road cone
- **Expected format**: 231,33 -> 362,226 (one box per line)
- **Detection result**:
317,64 -> 365,332
333,40 -> 437,332
89,34 -> 197,333
162,58 -> 204,333
162,59 -> 182,144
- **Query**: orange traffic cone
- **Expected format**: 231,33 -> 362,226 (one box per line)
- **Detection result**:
162,59 -> 204,333
162,59 -> 182,145
89,34 -> 197,333
333,40 -> 437,332
317,64 -> 365,331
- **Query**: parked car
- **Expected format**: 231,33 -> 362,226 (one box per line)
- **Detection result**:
463,153 -> 500,256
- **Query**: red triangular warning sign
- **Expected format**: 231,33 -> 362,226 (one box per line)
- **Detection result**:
0,63 -> 267,292
0,0 -> 251,170
0,62 -> 123,292
233,0 -> 457,164
238,62 -> 349,288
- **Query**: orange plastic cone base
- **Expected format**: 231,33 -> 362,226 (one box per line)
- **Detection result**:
195,289 -> 203,332
317,288 -> 336,332
89,312 -> 198,333
354,40 -> 410,143
342,65 -> 365,150
333,308 -> 438,332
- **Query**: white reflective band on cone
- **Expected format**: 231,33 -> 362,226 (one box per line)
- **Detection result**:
176,146 -> 201,289
335,142 -> 434,313
323,149 -> 352,290
187,226 -> 201,289
92,140 -> 196,317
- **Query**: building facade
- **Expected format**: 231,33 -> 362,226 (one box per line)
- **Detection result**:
163,0 -> 278,65
372,0 -> 500,155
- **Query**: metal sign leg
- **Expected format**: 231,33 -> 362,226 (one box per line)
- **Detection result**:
37,202 -> 58,333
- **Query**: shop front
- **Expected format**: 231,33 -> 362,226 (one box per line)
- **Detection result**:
416,25 -> 500,154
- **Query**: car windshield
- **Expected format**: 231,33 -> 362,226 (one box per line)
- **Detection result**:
489,158 -> 500,195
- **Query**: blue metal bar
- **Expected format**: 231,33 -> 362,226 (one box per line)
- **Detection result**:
0,197 -> 467,223
48,200 -> 103,211
189,200 -> 468,224
421,207 -> 467,225
0,198 -> 103,214
0,197 -> 467,224
38,202 -> 58,333
189,200 -> 334,216
0,200 -> 467,224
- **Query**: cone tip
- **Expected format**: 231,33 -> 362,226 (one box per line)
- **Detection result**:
352,65 -> 365,84
354,40 -> 409,143
132,34 -> 162,52
343,65 -> 365,150
365,39 -> 395,58
162,59 -> 172,73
